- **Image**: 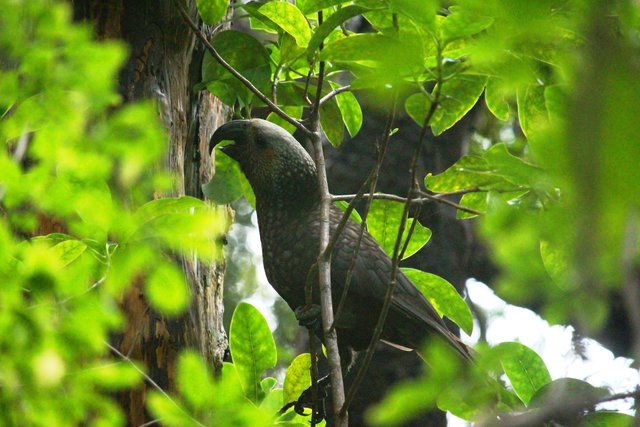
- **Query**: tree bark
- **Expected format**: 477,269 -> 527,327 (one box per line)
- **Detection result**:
72,1 -> 230,424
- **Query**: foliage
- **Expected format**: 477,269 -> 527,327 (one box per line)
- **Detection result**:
201,0 -> 640,425
0,0 -> 226,424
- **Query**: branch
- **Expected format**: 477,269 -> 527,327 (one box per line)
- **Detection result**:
318,85 -> 351,107
308,10 -> 347,427
331,191 -> 483,216
105,341 -> 206,427
173,0 -> 309,136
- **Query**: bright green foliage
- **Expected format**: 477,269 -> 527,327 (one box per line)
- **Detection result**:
0,0 -> 226,425
283,353 -> 312,405
401,268 -> 473,335
196,0 -> 228,25
229,302 -> 278,402
366,199 -> 432,260
494,342 -> 552,405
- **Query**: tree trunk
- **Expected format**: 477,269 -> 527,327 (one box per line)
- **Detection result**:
72,1 -> 230,424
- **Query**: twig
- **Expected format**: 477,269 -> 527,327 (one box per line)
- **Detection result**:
318,85 -> 352,107
331,191 -> 483,216
341,42 -> 444,417
309,10 -> 347,427
173,0 -> 308,135
105,341 -> 206,427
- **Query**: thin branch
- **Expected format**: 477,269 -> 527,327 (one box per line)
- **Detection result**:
331,191 -> 483,216
318,85 -> 351,107
173,0 -> 309,135
105,342 -> 206,427
341,43 -> 444,417
309,9 -> 347,427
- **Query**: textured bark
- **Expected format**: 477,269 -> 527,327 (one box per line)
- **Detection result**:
72,0 -> 230,424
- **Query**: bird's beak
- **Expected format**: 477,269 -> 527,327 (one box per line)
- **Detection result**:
209,120 -> 251,160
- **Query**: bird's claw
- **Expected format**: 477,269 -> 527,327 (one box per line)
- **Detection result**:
294,304 -> 322,330
293,381 -> 328,423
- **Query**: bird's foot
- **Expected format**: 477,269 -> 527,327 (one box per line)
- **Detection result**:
294,304 -> 322,330
293,376 -> 329,423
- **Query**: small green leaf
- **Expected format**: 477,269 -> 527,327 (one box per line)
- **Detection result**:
307,5 -> 372,59
229,303 -> 277,402
494,342 -> 551,405
517,83 -> 548,139
51,239 -> 87,267
177,350 -> 215,410
147,392 -> 198,427
335,200 -> 363,224
320,98 -> 345,147
202,31 -> 271,106
401,268 -> 473,335
485,77 -> 511,121
203,148 -> 255,206
405,92 -> 433,127
298,0 -> 351,15
438,6 -> 493,44
261,377 -> 277,393
283,353 -> 312,405
456,192 -> 486,219
332,83 -> 362,138
431,74 -> 487,135
367,199 -> 432,260
267,106 -> 303,135
146,261 -> 190,316
388,0 -> 437,30
195,0 -> 228,25
80,361 -> 141,390
259,2 -> 311,47
581,411 -> 634,427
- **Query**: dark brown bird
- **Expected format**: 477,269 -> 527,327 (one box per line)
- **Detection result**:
210,119 -> 471,364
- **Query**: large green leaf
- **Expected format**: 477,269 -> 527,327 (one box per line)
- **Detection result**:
401,268 -> 473,335
331,82 -> 363,138
176,351 -> 215,410
431,74 -> 487,135
438,6 -> 494,44
259,1 -> 311,47
307,5 -> 372,60
485,77 -> 511,121
517,83 -> 548,139
283,353 -> 312,405
146,261 -> 190,316
367,199 -> 432,260
494,342 -> 551,405
195,0 -> 228,25
320,98 -> 345,147
201,31 -> 271,106
229,303 -> 277,402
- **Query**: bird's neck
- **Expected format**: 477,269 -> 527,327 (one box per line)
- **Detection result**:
255,171 -> 321,213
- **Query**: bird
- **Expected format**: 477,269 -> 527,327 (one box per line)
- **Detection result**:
209,118 -> 472,367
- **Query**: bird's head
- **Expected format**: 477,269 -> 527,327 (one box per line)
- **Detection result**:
209,119 -> 319,205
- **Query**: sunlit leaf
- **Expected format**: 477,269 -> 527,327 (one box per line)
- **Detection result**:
431,74 -> 487,135
177,350 -> 215,410
50,239 -> 87,267
485,77 -> 511,121
267,106 -> 303,135
456,192 -> 486,219
298,0 -> 351,15
283,353 -> 312,405
195,0 -> 228,25
332,84 -> 363,138
335,200 -> 363,224
401,268 -> 473,335
320,98 -> 345,147
494,342 -> 551,405
367,199 -> 432,260
229,303 -> 277,402
307,5 -> 372,60
259,1 -> 312,47
517,83 -> 548,139
146,261 -> 190,316
438,6 -> 494,44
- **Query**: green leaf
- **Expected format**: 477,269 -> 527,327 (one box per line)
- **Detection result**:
517,83 -> 548,139
367,199 -> 432,260
267,107 -> 303,135
431,74 -> 487,135
146,261 -> 190,316
261,377 -> 277,393
335,201 -> 363,224
259,2 -> 312,47
425,143 -> 541,192
581,412 -> 634,427
177,351 -> 216,410
456,192 -> 487,219
229,303 -> 277,402
320,98 -> 345,147
307,5 -> 372,60
80,361 -> 141,390
147,392 -> 198,427
202,31 -> 271,106
298,0 -> 351,15
283,353 -> 312,405
494,342 -> 551,405
332,83 -> 363,138
405,92 -> 433,127
485,77 -> 511,121
388,0 -> 437,30
401,268 -> 473,335
438,6 -> 493,44
195,0 -> 228,25
50,239 -> 87,267
203,148 -> 246,205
